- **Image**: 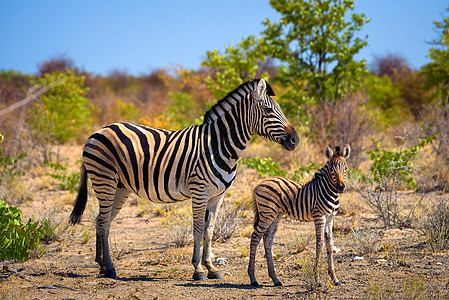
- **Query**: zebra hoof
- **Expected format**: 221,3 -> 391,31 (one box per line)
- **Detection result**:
193,272 -> 207,281
335,281 -> 342,286
274,281 -> 283,287
104,269 -> 117,279
251,281 -> 260,287
207,271 -> 223,280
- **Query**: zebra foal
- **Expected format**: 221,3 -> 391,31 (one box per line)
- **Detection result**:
69,79 -> 299,280
248,144 -> 350,287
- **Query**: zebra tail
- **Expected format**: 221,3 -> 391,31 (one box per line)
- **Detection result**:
69,162 -> 88,225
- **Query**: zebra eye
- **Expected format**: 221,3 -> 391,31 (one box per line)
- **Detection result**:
263,106 -> 275,114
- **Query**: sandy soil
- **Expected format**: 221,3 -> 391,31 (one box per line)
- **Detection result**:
1,166 -> 448,299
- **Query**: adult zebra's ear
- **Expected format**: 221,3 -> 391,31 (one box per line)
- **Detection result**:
254,79 -> 267,99
342,144 -> 351,159
324,145 -> 333,160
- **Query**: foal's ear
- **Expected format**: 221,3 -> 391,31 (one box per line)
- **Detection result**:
254,79 -> 267,99
324,145 -> 333,160
342,144 -> 351,159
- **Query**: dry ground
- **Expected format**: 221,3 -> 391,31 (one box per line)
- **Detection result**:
1,147 -> 449,299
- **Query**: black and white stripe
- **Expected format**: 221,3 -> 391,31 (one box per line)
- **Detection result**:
69,79 -> 299,280
248,144 -> 350,287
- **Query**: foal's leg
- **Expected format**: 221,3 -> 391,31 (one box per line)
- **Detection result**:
325,215 -> 340,285
248,215 -> 275,286
201,195 -> 224,279
313,215 -> 326,287
263,216 -> 282,286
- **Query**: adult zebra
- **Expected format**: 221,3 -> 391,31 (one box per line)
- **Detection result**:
69,79 -> 299,280
248,144 -> 350,287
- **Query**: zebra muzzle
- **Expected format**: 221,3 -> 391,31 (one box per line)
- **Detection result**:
281,124 -> 299,151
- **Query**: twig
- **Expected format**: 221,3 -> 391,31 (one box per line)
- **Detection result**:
0,77 -> 66,118
2,265 -> 31,282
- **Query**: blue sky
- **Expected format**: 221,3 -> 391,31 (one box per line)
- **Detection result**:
0,1 -> 446,75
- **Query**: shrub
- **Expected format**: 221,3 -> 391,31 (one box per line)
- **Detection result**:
421,199 -> 449,252
350,228 -> 381,258
240,156 -> 287,177
109,99 -> 140,122
213,202 -> 243,243
44,159 -> 80,193
39,215 -> 70,244
356,134 -> 437,228
27,71 -> 93,162
0,133 -> 25,186
162,208 -> 192,248
0,200 -> 44,261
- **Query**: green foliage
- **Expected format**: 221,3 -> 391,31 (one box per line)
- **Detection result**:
202,36 -> 268,99
291,162 -> 319,181
367,135 -> 437,189
358,134 -> 437,228
0,134 -> 26,186
44,159 -> 80,193
261,0 -> 369,107
240,157 -> 287,177
364,73 -> 405,127
421,5 -> 449,103
27,70 -> 93,144
163,91 -> 203,129
0,200 -> 44,262
110,99 -> 140,122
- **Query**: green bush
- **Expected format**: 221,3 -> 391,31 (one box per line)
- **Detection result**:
357,134 -> 437,228
0,200 -> 44,261
44,159 -> 80,193
240,157 -> 287,177
27,70 -> 93,145
367,135 -> 437,189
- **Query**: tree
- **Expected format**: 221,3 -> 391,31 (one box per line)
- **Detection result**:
202,36 -> 269,99
421,5 -> 449,103
27,71 -> 93,162
261,0 -> 369,106
38,55 -> 78,76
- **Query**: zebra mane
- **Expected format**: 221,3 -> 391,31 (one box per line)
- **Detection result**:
311,162 -> 329,182
203,79 -> 275,124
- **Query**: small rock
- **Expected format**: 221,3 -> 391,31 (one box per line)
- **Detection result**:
223,272 -> 233,277
352,256 -> 364,261
436,262 -> 443,265
388,263 -> 393,266
243,257 -> 249,263
337,260 -> 342,264
333,247 -> 341,254
215,257 -> 228,266
376,259 -> 387,264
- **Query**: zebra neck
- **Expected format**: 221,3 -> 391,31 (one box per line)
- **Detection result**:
203,84 -> 254,161
310,164 -> 340,203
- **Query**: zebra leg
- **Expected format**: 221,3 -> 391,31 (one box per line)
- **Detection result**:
110,184 -> 131,222
314,215 -> 326,288
92,179 -> 124,279
191,196 -> 208,280
248,217 -> 272,286
263,216 -> 282,286
201,196 -> 224,279
325,215 -> 341,285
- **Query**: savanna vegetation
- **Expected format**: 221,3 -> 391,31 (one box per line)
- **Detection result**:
1,1 -> 449,299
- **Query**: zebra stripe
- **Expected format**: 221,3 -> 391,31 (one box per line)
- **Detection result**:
248,144 -> 351,287
69,78 -> 299,280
